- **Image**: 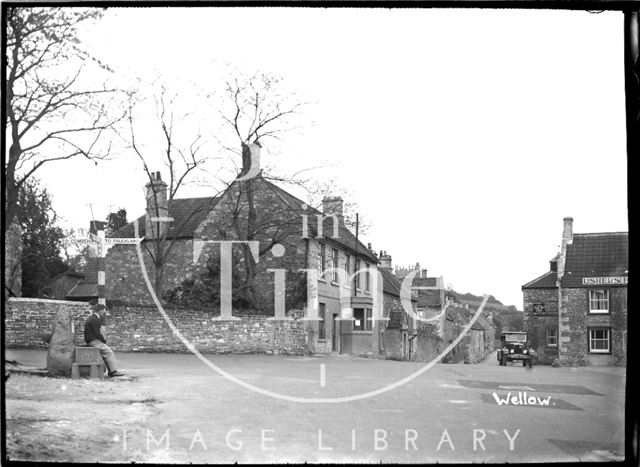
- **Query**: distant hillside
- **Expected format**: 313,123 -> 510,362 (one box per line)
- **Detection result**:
447,290 -> 517,313
447,290 -> 524,336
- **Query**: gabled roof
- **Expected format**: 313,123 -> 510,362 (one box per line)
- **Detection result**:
522,231 -> 628,289
47,270 -> 85,284
81,257 -> 99,284
111,196 -> 221,239
522,270 -> 558,289
561,232 -> 628,287
108,177 -> 378,263
66,283 -> 99,299
379,268 -> 400,296
379,268 -> 418,301
261,179 -> 379,263
410,277 -> 443,308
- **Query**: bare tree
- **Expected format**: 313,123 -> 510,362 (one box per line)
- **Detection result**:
5,7 -> 124,232
126,87 -> 210,300
214,72 -> 306,307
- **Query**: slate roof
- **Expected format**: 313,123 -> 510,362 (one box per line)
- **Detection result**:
522,270 -> 558,289
561,232 -> 628,287
108,177 -> 378,263
522,231 -> 628,289
409,277 -> 443,308
48,270 -> 85,283
66,283 -> 98,299
66,258 -> 100,299
260,179 -> 379,263
111,196 -> 221,239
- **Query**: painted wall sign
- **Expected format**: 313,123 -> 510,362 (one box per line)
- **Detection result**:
340,307 -> 353,319
581,276 -> 628,285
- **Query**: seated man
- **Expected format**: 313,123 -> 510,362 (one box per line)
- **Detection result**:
84,304 -> 124,377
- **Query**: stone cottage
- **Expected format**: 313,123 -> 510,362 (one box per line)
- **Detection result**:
522,217 -> 628,366
102,159 -> 401,357
377,251 -> 419,361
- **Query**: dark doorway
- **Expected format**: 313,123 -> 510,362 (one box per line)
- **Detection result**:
332,313 -> 340,352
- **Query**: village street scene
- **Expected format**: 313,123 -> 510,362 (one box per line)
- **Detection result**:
3,5 -> 632,465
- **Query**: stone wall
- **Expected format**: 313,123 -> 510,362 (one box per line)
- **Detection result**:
5,298 -> 309,355
105,239 -> 195,306
463,329 -> 485,364
412,322 -> 444,363
5,298 -> 92,349
102,306 -> 308,354
559,287 -> 627,366
523,288 -> 559,364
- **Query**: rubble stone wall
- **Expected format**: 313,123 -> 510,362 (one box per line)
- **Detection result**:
5,298 -> 309,355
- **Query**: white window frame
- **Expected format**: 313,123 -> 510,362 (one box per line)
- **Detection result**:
588,328 -> 610,354
332,248 -> 339,283
588,289 -> 609,314
353,308 -> 372,332
546,328 -> 557,347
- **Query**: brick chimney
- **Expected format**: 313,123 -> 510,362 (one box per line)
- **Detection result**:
145,171 -> 168,239
323,196 -> 344,223
379,250 -> 392,270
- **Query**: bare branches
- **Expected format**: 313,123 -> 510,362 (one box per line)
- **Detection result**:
218,71 -> 307,150
122,85 -> 213,300
5,7 -> 124,231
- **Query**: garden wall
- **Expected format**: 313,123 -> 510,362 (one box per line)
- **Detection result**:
5,298 -> 309,355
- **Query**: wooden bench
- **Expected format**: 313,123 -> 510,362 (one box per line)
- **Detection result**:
71,347 -> 105,380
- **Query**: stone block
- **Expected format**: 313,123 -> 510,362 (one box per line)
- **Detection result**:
47,308 -> 75,377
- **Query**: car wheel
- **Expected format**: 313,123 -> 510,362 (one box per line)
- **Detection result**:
522,360 -> 526,367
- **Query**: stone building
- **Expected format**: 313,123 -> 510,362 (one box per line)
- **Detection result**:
522,217 -> 628,366
395,263 -> 446,335
377,252 -> 419,361
44,270 -> 85,300
103,164 -> 393,356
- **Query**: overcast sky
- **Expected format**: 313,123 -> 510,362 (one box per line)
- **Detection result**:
35,7 -> 628,308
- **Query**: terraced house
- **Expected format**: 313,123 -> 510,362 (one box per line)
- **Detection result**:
522,217 -> 628,366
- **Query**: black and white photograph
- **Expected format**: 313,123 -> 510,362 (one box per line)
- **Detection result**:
2,2 -> 635,464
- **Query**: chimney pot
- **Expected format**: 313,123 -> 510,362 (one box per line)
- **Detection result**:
379,250 -> 393,271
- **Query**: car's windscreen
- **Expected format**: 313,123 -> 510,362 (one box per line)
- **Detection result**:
505,334 -> 527,342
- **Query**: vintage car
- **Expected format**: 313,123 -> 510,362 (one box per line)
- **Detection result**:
497,331 -> 533,367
